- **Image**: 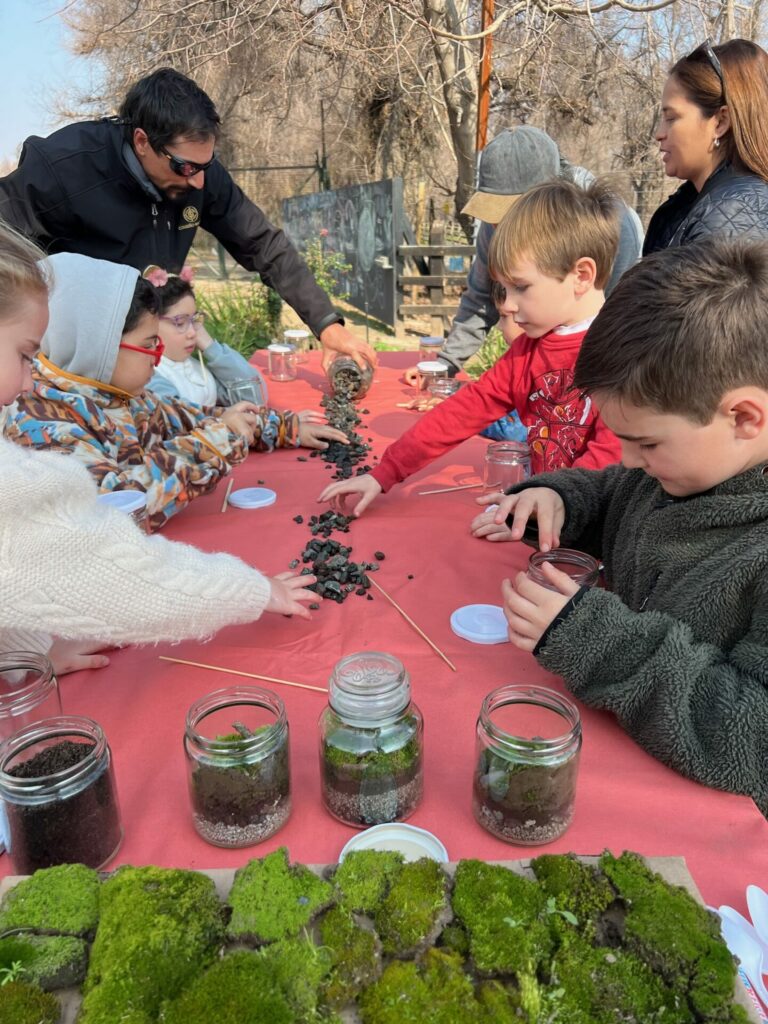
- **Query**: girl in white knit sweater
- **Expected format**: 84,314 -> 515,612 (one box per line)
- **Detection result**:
0,224 -> 318,673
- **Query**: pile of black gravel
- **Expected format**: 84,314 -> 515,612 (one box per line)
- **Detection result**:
309,388 -> 377,481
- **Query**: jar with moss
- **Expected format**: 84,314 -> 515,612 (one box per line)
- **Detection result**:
473,685 -> 581,846
319,652 -> 423,827
184,686 -> 291,848
327,353 -> 374,400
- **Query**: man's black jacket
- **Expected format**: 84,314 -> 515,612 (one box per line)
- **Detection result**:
0,119 -> 340,337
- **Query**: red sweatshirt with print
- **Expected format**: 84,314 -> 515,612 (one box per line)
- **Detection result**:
371,326 -> 620,491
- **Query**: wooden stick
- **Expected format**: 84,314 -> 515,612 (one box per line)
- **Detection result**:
220,478 -> 234,513
368,578 -> 457,672
158,655 -> 327,694
417,481 -> 486,496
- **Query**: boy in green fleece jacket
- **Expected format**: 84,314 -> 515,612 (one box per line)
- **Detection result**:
493,238 -> 768,814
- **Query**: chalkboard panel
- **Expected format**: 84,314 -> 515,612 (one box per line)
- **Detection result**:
282,178 -> 403,327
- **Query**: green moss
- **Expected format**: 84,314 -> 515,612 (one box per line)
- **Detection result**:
359,948 -> 478,1023
259,936 -> 333,1020
332,850 -> 404,913
475,980 -> 521,1022
0,934 -> 87,990
452,859 -> 553,977
437,922 -> 470,957
601,851 -> 737,1020
322,732 -> 421,779
161,950 -> 292,1024
374,858 -> 448,957
0,863 -> 99,937
319,907 -> 380,1008
227,848 -> 334,944
0,979 -> 59,1023
531,854 -> 614,935
79,865 -> 224,1024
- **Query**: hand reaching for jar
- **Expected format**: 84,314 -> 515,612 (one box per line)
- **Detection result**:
501,565 -> 579,652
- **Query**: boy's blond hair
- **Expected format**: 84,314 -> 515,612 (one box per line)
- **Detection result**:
0,221 -> 48,320
488,179 -> 621,290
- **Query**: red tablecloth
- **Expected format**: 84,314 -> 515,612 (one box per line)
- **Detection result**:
7,352 -> 765,910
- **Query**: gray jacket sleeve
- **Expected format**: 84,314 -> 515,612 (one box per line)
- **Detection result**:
536,583 -> 768,811
439,221 -> 499,371
146,373 -> 182,403
204,341 -> 268,405
607,204 -> 643,294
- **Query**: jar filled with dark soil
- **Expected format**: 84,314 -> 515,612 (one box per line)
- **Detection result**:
319,652 -> 423,828
0,715 -> 122,873
473,685 -> 581,846
528,549 -> 600,591
184,686 -> 291,848
327,354 -> 374,400
0,653 -> 61,743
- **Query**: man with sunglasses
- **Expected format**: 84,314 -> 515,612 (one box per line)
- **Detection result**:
0,68 -> 375,373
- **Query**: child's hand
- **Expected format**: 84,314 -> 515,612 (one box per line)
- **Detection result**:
477,487 -> 565,552
298,422 -> 350,450
194,320 -> 214,351
501,564 -> 580,652
470,504 -> 514,542
48,638 -> 111,675
297,409 -> 327,425
221,406 -> 258,445
265,572 -> 318,619
318,474 -> 382,516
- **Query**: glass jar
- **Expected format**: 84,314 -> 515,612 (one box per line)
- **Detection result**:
428,378 -> 463,401
0,653 -> 61,743
96,489 -> 149,533
473,685 -> 581,846
528,549 -> 600,591
0,715 -> 123,873
267,343 -> 298,382
483,441 -> 532,493
418,336 -> 444,361
319,652 -> 423,828
184,686 -> 290,848
224,372 -> 268,407
327,354 -> 374,400
416,360 -> 448,392
283,329 -> 311,364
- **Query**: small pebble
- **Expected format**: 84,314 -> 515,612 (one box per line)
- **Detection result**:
297,456 -> 308,462
407,574 -> 414,580
293,514 -> 304,524
309,603 -> 320,610
374,551 -> 385,560
366,594 -> 374,601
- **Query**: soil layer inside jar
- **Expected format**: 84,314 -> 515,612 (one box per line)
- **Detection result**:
4,739 -> 121,872
190,742 -> 290,830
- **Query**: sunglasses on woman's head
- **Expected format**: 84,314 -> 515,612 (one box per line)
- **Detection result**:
158,146 -> 216,178
691,37 -> 725,93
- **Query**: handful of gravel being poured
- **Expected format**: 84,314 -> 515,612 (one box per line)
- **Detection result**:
291,509 -> 384,605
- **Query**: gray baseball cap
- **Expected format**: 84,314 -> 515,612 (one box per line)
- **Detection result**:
462,126 -> 561,223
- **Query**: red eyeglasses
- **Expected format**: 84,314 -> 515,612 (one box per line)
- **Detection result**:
119,337 -> 165,367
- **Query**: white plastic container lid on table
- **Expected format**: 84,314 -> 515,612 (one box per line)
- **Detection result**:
450,604 -> 509,645
227,487 -> 278,510
339,823 -> 449,863
96,491 -> 148,515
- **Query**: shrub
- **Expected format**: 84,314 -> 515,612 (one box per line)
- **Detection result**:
196,282 -> 282,358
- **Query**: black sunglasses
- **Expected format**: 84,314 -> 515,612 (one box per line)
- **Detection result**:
158,145 -> 216,178
692,37 -> 726,95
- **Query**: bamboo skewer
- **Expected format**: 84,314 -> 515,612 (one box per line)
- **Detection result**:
220,478 -> 234,512
418,481 -> 488,496
368,578 -> 457,672
158,655 -> 327,694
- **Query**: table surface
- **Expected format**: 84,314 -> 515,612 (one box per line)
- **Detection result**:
4,352 -> 765,911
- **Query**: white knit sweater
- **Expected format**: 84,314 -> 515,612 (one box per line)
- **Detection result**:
0,438 -> 272,655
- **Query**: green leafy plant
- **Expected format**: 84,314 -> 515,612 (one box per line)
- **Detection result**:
465,326 -> 507,379
0,960 -> 25,985
196,282 -> 282,358
545,896 -> 579,927
302,234 -> 352,301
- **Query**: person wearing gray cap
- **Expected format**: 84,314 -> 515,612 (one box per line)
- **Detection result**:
406,126 -> 643,391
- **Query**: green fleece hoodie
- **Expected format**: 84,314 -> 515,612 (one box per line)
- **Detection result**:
512,463 -> 768,814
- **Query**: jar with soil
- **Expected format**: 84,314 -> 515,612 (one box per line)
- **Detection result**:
528,549 -> 600,591
327,354 -> 374,400
0,715 -> 123,873
319,652 -> 423,828
473,685 -> 581,846
184,686 -> 291,848
0,653 -> 61,743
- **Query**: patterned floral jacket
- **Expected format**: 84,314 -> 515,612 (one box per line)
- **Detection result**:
5,355 -> 299,530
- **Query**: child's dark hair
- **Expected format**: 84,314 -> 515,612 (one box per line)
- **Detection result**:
574,238 -> 768,423
118,68 -> 221,149
154,275 -> 195,313
122,278 -> 159,334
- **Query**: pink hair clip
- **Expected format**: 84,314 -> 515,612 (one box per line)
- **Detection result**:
143,266 -> 169,288
179,265 -> 195,283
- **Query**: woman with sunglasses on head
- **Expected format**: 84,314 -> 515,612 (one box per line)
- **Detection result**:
644,38 -> 768,254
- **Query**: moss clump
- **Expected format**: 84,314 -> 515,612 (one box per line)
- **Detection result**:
452,859 -> 553,977
0,863 -> 99,937
259,936 -> 333,1020
359,948 -> 478,1023
227,848 -> 334,944
601,851 -> 738,1020
531,854 -> 614,936
0,979 -> 60,1024
332,850 -> 404,913
437,922 -> 470,957
475,980 -> 521,1022
319,907 -> 380,1008
374,858 -> 448,957
322,732 -> 421,779
79,865 -> 225,1024
0,934 -> 87,990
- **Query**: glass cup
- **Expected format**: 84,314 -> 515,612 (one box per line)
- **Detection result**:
483,441 -> 532,493
527,549 -> 600,591
267,343 -> 298,382
283,329 -> 311,364
428,378 -> 463,401
0,654 -> 62,743
224,374 -> 268,407
416,360 -> 448,392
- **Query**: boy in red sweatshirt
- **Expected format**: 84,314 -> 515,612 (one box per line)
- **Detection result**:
318,179 -> 623,517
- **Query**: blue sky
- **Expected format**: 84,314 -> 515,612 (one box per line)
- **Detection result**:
1,0 -> 94,163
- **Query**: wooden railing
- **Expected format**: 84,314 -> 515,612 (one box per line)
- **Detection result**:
398,221 -> 474,335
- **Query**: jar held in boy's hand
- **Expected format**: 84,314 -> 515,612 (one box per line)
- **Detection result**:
527,549 -> 600,591
483,441 -> 531,493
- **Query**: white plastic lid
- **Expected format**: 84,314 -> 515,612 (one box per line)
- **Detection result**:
283,329 -> 310,339
227,487 -> 277,510
450,604 -> 508,645
339,823 -> 449,863
96,490 -> 148,515
417,360 -> 448,373
419,336 -> 443,348
268,343 -> 294,353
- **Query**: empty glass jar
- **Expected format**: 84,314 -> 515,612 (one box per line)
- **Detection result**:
416,360 -> 448,392
528,549 -> 600,591
184,686 -> 291,848
267,343 -> 298,381
327,353 -> 374,400
0,653 -> 61,743
283,329 -> 311,364
319,652 -> 423,828
428,378 -> 463,401
224,372 -> 268,407
473,685 -> 581,845
483,441 -> 531,493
